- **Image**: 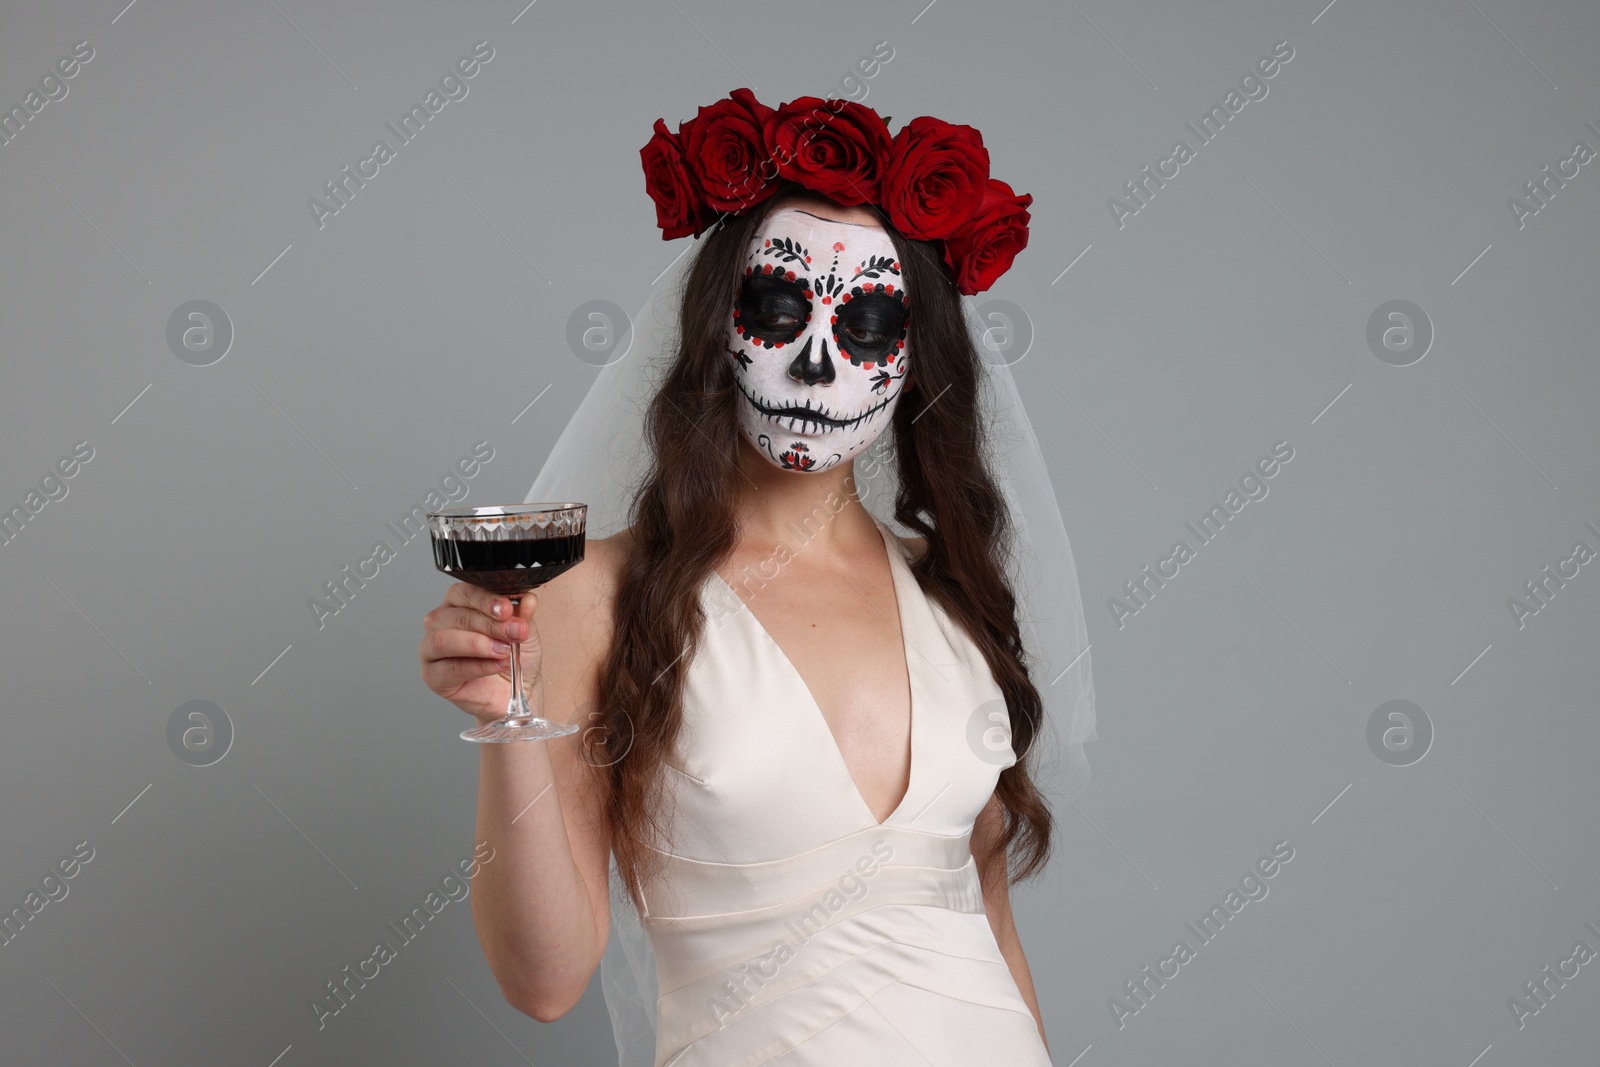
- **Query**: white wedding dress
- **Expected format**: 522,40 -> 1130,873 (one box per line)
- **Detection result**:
634,513 -> 1055,1066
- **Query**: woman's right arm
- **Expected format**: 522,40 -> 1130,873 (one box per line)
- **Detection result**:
419,535 -> 623,1021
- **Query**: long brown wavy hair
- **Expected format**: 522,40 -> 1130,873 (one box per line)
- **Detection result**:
590,183 -> 1055,912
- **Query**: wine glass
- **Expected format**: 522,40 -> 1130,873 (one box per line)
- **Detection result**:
427,502 -> 587,743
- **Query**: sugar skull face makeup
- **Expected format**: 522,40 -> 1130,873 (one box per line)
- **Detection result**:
728,207 -> 910,472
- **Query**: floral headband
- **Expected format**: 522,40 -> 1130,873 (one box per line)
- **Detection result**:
640,89 -> 1031,296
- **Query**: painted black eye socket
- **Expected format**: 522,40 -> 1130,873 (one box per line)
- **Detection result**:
834,292 -> 907,364
736,273 -> 811,345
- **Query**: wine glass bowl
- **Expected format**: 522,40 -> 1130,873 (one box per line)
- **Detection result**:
427,502 -> 587,743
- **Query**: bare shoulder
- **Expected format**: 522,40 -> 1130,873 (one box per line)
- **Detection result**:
576,525 -> 634,600
873,516 -> 926,562
533,526 -> 632,670
558,528 -> 631,612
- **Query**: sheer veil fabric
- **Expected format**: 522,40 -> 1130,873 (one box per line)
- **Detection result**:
524,253 -> 1096,1066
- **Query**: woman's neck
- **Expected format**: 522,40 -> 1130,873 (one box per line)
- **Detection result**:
731,441 -> 878,553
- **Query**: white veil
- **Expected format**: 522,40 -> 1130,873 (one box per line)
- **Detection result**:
525,245 -> 1097,1067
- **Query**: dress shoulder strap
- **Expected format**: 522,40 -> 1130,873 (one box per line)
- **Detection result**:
872,515 -> 921,566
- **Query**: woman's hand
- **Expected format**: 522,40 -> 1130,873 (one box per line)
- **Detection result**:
419,583 -> 543,722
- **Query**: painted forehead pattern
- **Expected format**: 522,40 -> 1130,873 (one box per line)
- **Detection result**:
746,209 -> 899,266
741,209 -> 907,310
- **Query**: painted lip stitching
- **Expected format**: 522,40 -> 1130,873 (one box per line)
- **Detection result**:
735,379 -> 894,434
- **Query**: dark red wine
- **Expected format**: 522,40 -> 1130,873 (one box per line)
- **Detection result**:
431,532 -> 586,595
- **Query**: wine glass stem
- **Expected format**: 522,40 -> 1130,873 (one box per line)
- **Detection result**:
505,595 -> 529,721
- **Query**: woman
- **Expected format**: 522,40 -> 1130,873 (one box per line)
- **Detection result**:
419,93 -> 1094,1066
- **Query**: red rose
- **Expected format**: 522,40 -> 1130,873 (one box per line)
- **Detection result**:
763,97 -> 893,206
882,116 -> 990,240
941,178 -> 1032,295
640,118 -> 710,239
682,88 -> 779,214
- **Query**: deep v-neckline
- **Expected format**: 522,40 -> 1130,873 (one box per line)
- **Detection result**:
708,515 -> 918,828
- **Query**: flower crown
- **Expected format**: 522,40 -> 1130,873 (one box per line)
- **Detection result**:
640,89 -> 1031,296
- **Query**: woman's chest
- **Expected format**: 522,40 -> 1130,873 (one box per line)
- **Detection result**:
715,563 -> 913,800
655,565 -> 1016,860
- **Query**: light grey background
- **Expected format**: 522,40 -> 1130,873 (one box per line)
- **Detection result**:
2,0 -> 1596,1064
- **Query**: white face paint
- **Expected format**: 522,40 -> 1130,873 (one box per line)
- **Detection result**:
727,207 -> 910,472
